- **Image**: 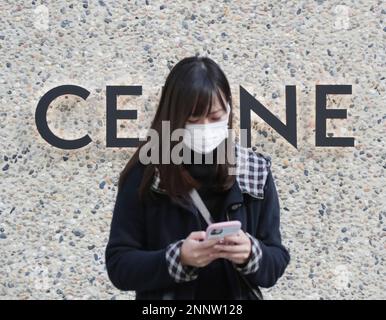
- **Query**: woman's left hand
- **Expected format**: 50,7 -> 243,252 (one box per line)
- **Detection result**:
209,230 -> 252,265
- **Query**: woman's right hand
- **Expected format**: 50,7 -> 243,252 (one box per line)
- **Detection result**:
180,231 -> 221,268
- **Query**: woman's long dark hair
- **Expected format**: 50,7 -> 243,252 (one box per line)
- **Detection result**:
118,56 -> 236,206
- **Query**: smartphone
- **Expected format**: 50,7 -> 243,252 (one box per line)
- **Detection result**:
205,220 -> 241,240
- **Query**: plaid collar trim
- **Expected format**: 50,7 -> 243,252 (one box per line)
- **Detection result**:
150,143 -> 272,199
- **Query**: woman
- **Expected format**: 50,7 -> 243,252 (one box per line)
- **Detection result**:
105,56 -> 290,300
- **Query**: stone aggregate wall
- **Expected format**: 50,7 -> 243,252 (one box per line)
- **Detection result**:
0,0 -> 385,299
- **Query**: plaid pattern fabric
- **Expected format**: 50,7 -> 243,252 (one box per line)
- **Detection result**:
151,142 -> 272,199
165,239 -> 199,282
234,143 -> 271,199
165,233 -> 263,282
150,167 -> 163,193
233,232 -> 263,274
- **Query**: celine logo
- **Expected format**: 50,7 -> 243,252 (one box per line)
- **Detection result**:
35,84 -> 354,150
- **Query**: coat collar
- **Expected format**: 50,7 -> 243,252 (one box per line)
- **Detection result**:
150,142 -> 272,200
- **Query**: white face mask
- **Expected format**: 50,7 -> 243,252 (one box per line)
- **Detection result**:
182,102 -> 230,154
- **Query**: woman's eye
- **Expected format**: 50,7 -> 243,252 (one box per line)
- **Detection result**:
211,114 -> 227,121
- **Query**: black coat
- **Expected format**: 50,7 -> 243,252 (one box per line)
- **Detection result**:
105,146 -> 290,299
